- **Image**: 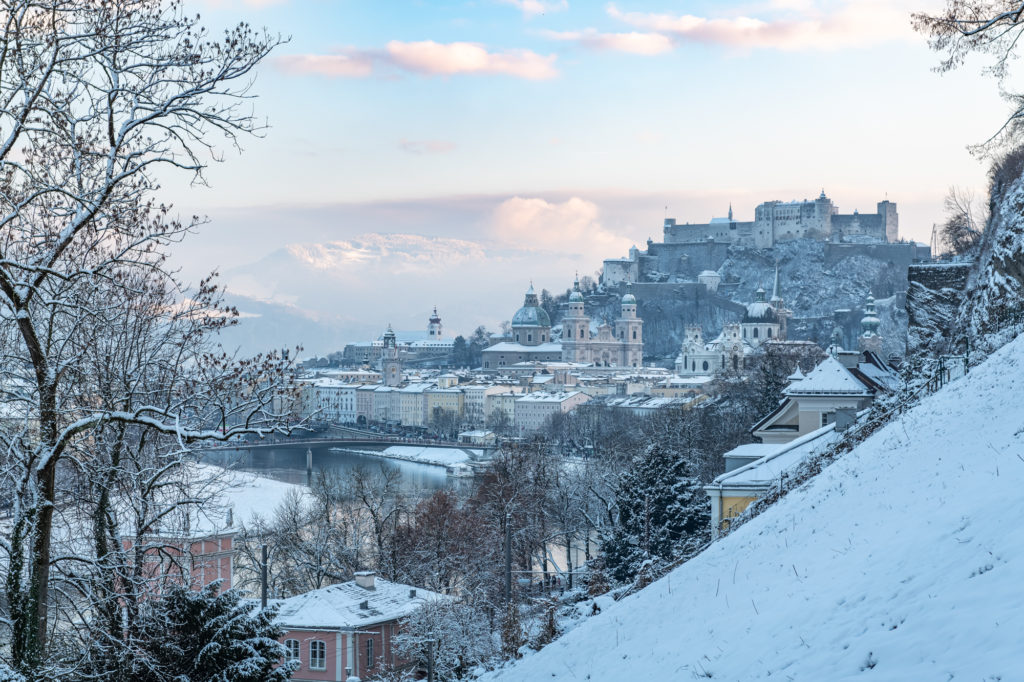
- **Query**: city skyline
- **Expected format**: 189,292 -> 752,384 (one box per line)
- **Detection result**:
166,0 -> 1006,351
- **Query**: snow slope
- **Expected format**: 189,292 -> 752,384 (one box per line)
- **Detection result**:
483,334 -> 1024,681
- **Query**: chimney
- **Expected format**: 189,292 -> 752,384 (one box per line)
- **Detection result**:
409,589 -> 417,598
354,571 -> 376,590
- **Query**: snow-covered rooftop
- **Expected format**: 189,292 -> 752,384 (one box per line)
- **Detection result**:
275,577 -> 448,630
784,355 -> 870,396
486,341 -> 563,353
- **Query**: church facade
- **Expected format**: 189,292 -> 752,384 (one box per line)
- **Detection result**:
561,278 -> 644,368
481,282 -> 645,370
675,271 -> 790,377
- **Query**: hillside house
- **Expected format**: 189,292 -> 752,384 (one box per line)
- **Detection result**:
275,572 -> 447,681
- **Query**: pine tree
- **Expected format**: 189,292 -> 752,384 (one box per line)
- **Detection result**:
602,443 -> 710,582
123,582 -> 296,682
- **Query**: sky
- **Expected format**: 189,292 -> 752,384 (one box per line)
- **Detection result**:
162,0 -> 1009,354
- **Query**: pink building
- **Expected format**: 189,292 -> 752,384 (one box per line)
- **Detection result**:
275,572 -> 447,681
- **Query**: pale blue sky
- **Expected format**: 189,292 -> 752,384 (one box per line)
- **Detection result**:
164,0 -> 1008,352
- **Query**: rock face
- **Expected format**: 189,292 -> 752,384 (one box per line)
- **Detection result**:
571,239 -> 921,361
906,263 -> 973,357
958,171 -> 1024,354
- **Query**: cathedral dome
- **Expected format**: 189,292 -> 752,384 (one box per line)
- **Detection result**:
569,290 -> 584,303
621,293 -> 637,305
512,305 -> 550,327
512,285 -> 551,327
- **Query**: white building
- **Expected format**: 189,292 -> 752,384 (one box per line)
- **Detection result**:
309,378 -> 358,424
514,390 -> 590,435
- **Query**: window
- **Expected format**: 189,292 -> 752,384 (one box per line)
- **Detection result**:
367,639 -> 375,668
632,330 -> 637,340
753,328 -> 759,339
527,333 -> 532,343
285,639 -> 300,662
310,640 -> 326,671
702,361 -> 709,371
767,328 -> 773,338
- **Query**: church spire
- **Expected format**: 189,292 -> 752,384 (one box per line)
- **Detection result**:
728,203 -> 733,221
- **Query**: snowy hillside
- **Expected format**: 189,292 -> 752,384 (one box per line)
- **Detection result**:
483,334 -> 1024,680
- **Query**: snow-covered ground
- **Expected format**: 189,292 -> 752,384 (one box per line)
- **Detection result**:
333,445 -> 479,468
483,334 -> 1024,680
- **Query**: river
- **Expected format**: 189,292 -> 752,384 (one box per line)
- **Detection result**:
204,444 -> 469,499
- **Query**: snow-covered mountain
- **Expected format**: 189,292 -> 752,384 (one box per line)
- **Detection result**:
482,333 -> 1024,680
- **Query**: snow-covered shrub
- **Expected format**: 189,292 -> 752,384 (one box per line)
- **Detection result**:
394,601 -> 498,681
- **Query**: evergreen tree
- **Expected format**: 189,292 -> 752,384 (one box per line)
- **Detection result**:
602,443 -> 710,582
451,335 -> 469,367
117,582 -> 296,682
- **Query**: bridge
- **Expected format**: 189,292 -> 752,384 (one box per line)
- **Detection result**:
203,426 -> 496,455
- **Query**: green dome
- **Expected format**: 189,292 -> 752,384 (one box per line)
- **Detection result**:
512,305 -> 551,327
621,293 -> 637,305
569,290 -> 584,302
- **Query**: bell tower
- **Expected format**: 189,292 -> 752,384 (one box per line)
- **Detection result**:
561,275 -> 591,363
382,325 -> 402,387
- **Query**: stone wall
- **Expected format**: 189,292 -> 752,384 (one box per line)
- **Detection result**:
906,263 -> 972,357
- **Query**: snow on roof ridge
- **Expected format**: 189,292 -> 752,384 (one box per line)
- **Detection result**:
784,354 -> 869,396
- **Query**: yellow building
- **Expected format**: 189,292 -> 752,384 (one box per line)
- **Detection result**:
425,387 -> 465,423
705,426 -> 839,537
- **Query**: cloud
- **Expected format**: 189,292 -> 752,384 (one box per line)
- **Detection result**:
284,234 -> 486,274
399,139 -> 457,155
277,41 -> 558,80
498,0 -> 569,17
276,53 -> 374,78
606,1 -> 915,52
491,197 -> 632,259
542,28 -> 673,55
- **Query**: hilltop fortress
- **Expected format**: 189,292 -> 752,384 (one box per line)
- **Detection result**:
604,191 -> 918,287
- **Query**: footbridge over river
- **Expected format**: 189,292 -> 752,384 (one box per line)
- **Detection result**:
203,426 -> 497,458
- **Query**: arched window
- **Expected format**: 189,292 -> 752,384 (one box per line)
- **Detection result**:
733,355 -> 739,371
284,640 -> 300,662
580,328 -> 584,338
767,328 -> 773,338
753,328 -> 759,339
527,333 -> 532,343
309,641 -> 326,671
743,328 -> 747,338
702,361 -> 709,371
632,329 -> 637,340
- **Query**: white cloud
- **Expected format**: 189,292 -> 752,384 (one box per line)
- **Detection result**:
277,41 -> 558,80
284,234 -> 486,274
542,28 -> 674,55
606,1 -> 916,52
491,197 -> 632,259
499,0 -> 569,18
384,40 -> 558,79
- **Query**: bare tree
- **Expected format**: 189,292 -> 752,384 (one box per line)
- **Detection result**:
915,1 -> 1024,151
940,185 -> 987,255
0,0 -> 285,673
